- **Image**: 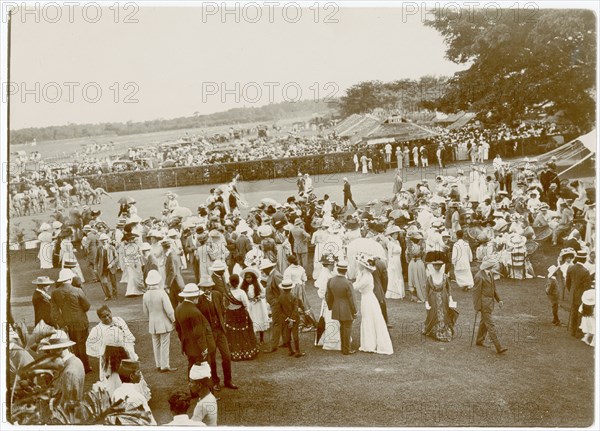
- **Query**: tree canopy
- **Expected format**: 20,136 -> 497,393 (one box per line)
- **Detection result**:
426,8 -> 596,130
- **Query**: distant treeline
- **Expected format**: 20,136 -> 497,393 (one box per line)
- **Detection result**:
10,99 -> 337,145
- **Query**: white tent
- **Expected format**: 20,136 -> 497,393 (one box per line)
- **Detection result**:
555,129 -> 596,177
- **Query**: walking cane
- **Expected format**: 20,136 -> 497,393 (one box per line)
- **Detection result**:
470,311 -> 479,347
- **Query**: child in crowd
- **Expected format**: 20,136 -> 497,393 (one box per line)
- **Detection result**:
579,289 -> 595,347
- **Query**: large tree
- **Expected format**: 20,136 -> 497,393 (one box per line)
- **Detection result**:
427,8 -> 596,129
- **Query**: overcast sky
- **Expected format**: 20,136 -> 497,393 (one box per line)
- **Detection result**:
9,4 -> 469,129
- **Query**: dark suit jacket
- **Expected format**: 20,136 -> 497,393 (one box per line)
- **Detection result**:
32,289 -> 54,327
265,270 -> 283,310
95,245 -> 118,274
326,275 -> 357,321
280,291 -> 302,321
51,283 -> 90,330
235,234 -> 252,261
566,263 -> 591,306
211,273 -> 227,296
165,251 -> 185,291
472,270 -> 500,312
175,300 -> 214,359
372,258 -> 388,301
197,291 -> 227,332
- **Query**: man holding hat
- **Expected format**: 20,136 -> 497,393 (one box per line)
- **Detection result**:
175,283 -> 213,371
197,278 -> 237,390
32,275 -> 55,327
325,260 -> 357,355
51,269 -> 92,372
38,330 -> 84,404
96,233 -> 118,301
566,250 -> 592,338
472,258 -> 507,354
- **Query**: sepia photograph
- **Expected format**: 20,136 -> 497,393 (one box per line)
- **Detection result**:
1,1 -> 598,428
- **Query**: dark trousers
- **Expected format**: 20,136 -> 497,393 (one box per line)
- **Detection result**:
568,303 -> 583,338
552,303 -> 560,323
476,310 -> 502,351
168,282 -> 181,312
209,328 -> 232,385
67,326 -> 90,370
339,320 -> 353,354
270,307 -> 285,349
99,270 -> 117,298
344,195 -> 357,210
283,321 -> 300,353
379,300 -> 389,324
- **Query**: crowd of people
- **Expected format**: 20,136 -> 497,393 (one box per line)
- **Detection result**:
8,139 -> 596,424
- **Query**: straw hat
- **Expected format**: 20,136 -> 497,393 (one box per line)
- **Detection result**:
140,242 -> 151,252
336,260 -> 349,270
259,259 -> 276,270
40,223 -> 52,232
280,279 -> 294,290
385,225 -> 401,236
198,278 -> 216,289
240,267 -> 260,280
38,330 -> 75,351
356,253 -> 375,271
32,276 -> 54,285
189,362 -> 211,380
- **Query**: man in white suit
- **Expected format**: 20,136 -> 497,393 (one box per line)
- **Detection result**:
142,270 -> 178,372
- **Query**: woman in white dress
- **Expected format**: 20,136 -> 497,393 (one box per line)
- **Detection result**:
240,267 -> 269,343
384,226 -> 405,299
123,233 -> 145,296
311,221 -> 329,280
468,167 -> 480,203
452,231 -> 474,291
353,253 -> 393,355
314,254 -> 341,350
38,223 -> 54,269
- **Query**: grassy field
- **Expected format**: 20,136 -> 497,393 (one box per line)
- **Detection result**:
7,161 -> 596,426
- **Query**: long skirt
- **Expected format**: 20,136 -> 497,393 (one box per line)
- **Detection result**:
408,259 -> 426,301
224,307 -> 259,361
247,298 -> 270,333
125,264 -> 146,296
293,283 -> 317,329
315,299 -> 341,350
423,289 -> 457,341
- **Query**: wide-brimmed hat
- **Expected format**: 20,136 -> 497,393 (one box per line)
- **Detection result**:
140,242 -> 151,252
294,218 -> 304,226
167,228 -> 179,238
559,247 -> 576,259
38,330 -> 76,351
356,252 -> 375,271
145,269 -> 162,285
99,233 -> 110,241
582,289 -> 595,306
56,269 -> 75,283
385,225 -> 401,236
259,259 -> 276,270
40,223 -> 52,232
328,222 -> 343,234
179,283 -> 201,297
257,225 -> 273,237
320,253 -> 337,265
576,250 -> 589,260
32,276 -> 54,285
240,267 -> 260,280
209,260 -> 227,272
52,221 -> 63,229
208,229 -> 221,238
280,279 -> 294,290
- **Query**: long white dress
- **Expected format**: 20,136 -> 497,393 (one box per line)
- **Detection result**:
385,239 -> 405,299
311,229 -> 329,280
452,240 -> 474,288
38,232 -> 54,269
124,243 -> 146,296
247,283 -> 270,332
353,269 -> 393,355
468,170 -> 479,202
314,267 -> 341,350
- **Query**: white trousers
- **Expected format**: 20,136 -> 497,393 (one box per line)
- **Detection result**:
151,332 -> 171,369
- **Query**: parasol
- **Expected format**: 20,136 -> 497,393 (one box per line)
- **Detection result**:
346,238 -> 386,279
127,197 -> 136,204
117,196 -> 129,204
171,206 -> 192,218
